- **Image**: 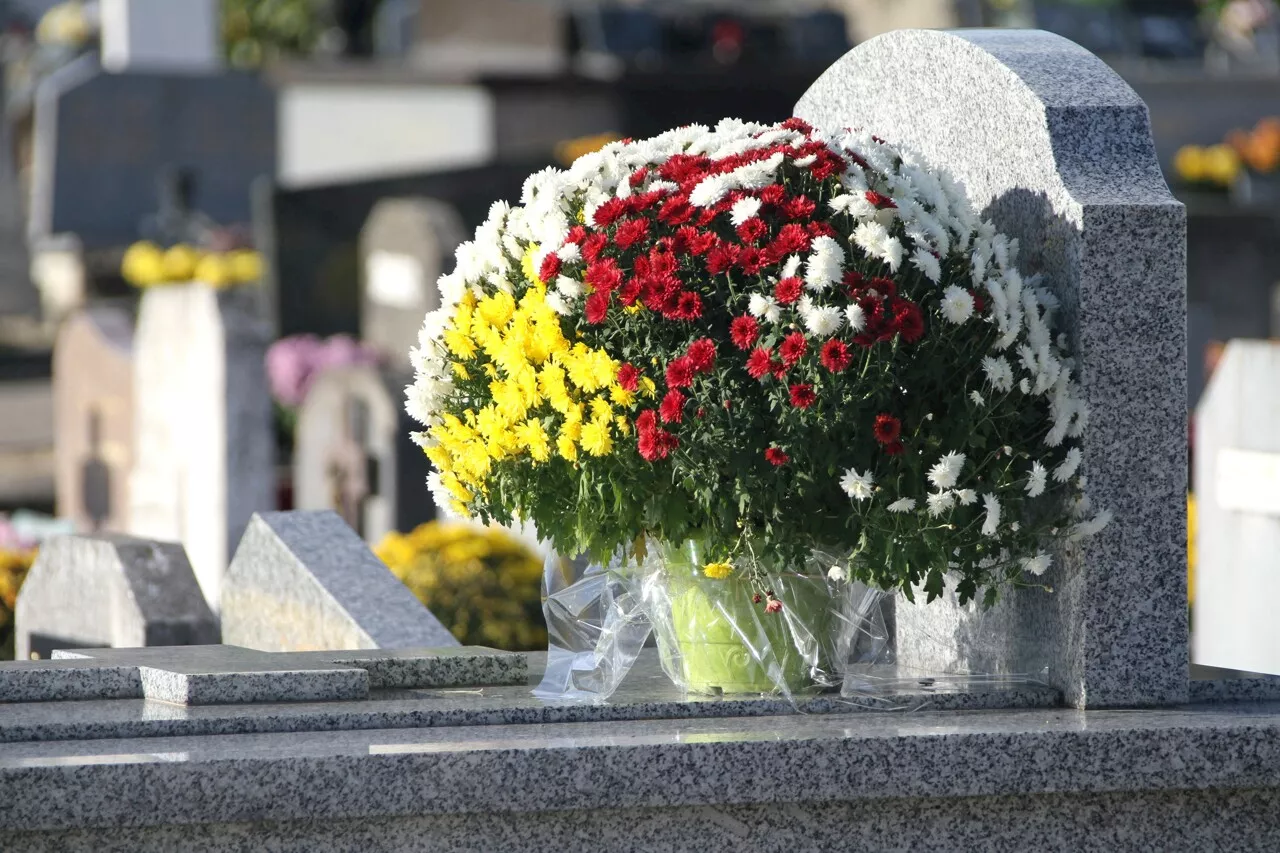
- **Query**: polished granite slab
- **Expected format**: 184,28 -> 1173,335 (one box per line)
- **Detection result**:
3,700 -> 1280,833
0,651 -> 1061,744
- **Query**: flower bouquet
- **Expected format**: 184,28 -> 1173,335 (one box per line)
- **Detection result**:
406,118 -> 1109,695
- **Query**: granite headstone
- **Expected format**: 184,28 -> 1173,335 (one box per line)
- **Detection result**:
358,197 -> 465,362
52,304 -> 135,534
796,29 -> 1187,708
13,534 -> 218,661
221,510 -> 458,652
1193,340 -> 1280,676
293,365 -> 435,545
127,283 -> 275,613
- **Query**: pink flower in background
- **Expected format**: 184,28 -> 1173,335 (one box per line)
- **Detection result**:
266,334 -> 383,408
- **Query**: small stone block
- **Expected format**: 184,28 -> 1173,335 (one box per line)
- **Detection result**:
138,665 -> 369,706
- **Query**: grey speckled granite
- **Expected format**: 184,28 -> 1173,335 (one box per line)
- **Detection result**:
221,510 -> 459,652
9,788 -> 1280,853
796,29 -> 1187,710
3,645 -> 526,706
0,651 -> 1059,743
13,535 -> 217,662
3,702 -> 1280,833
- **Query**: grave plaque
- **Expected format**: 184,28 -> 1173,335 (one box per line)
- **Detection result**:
53,304 -> 135,534
796,29 -> 1187,708
294,365 -> 435,545
14,534 -> 218,661
28,59 -> 275,250
359,197 -> 465,361
1194,340 -> 1280,676
221,510 -> 458,652
128,283 -> 275,613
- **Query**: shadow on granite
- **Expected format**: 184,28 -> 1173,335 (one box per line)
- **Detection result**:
0,650 -> 1060,744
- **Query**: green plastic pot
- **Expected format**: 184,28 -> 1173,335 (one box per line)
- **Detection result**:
658,571 -> 834,694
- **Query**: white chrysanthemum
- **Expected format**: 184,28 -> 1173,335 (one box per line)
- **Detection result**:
910,246 -> 942,283
940,285 -> 975,324
556,242 -> 581,263
1026,462 -> 1048,498
845,303 -> 866,333
927,451 -> 966,490
1021,553 -> 1052,577
545,292 -> 572,316
1019,378 -> 1032,394
840,468 -> 874,501
1053,447 -> 1082,483
689,174 -> 732,208
827,565 -> 847,582
982,356 -> 1014,393
853,220 -> 890,259
969,391 -> 985,407
781,255 -> 802,279
748,293 -> 781,323
830,193 -> 877,219
793,153 -> 817,167
730,196 -> 762,227
926,491 -> 955,518
555,276 -> 585,299
805,235 -> 845,291
1067,509 -> 1113,543
981,493 -> 1001,536
804,306 -> 844,337
955,489 -> 978,506
888,498 -> 917,513
426,472 -> 461,519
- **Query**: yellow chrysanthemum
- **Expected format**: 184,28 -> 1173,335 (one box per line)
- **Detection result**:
609,384 -> 635,408
580,419 -> 613,457
703,561 -> 734,580
514,419 -> 551,462
441,472 -> 474,503
522,243 -> 544,288
557,435 -> 578,461
444,328 -> 478,360
478,291 -> 516,327
639,377 -> 657,399
589,395 -> 613,423
452,362 -> 470,380
615,415 -> 631,437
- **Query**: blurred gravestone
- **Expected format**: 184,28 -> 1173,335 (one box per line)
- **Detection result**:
221,511 -> 458,652
14,534 -> 218,661
294,365 -> 435,545
53,304 -> 135,534
359,197 -> 465,362
0,80 -> 36,318
27,56 -> 274,251
128,283 -> 275,613
100,0 -> 221,74
1194,340 -> 1280,677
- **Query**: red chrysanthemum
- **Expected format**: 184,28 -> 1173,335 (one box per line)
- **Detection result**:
746,347 -> 773,380
894,301 -> 925,343
584,291 -> 610,325
658,196 -> 694,226
593,198 -> 628,228
765,447 -> 790,467
629,167 -> 649,188
775,277 -> 803,305
736,218 -> 767,245
687,338 -> 716,373
705,242 -> 739,275
617,363 -> 640,392
673,291 -> 703,321
565,225 -> 588,245
729,315 -> 759,350
865,190 -> 897,209
665,356 -> 694,389
870,277 -> 897,300
582,233 -> 608,263
884,440 -> 905,457
782,117 -> 812,133
737,246 -> 766,275
613,217 -> 651,250
873,414 -> 901,445
789,384 -> 816,409
784,194 -> 816,219
820,339 -> 851,372
971,288 -> 986,313
779,331 -> 808,367
770,222 -> 811,256
538,253 -> 561,283
659,389 -> 686,424
842,270 -> 865,295
806,221 -> 837,239
586,258 -> 622,293
636,409 -> 657,434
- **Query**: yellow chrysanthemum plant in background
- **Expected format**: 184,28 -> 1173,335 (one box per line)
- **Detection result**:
376,521 -> 546,651
121,241 -> 264,290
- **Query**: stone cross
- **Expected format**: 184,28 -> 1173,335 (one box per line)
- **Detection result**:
358,197 -> 465,362
293,365 -> 436,544
14,534 -> 218,662
127,284 -> 276,613
221,510 -> 458,652
796,29 -> 1187,708
1193,340 -> 1280,676
53,305 -> 135,534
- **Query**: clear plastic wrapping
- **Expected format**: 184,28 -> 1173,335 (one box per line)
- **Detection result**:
535,540 -> 1049,705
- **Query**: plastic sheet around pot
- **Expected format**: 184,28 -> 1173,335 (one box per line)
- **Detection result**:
534,541 -> 894,703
